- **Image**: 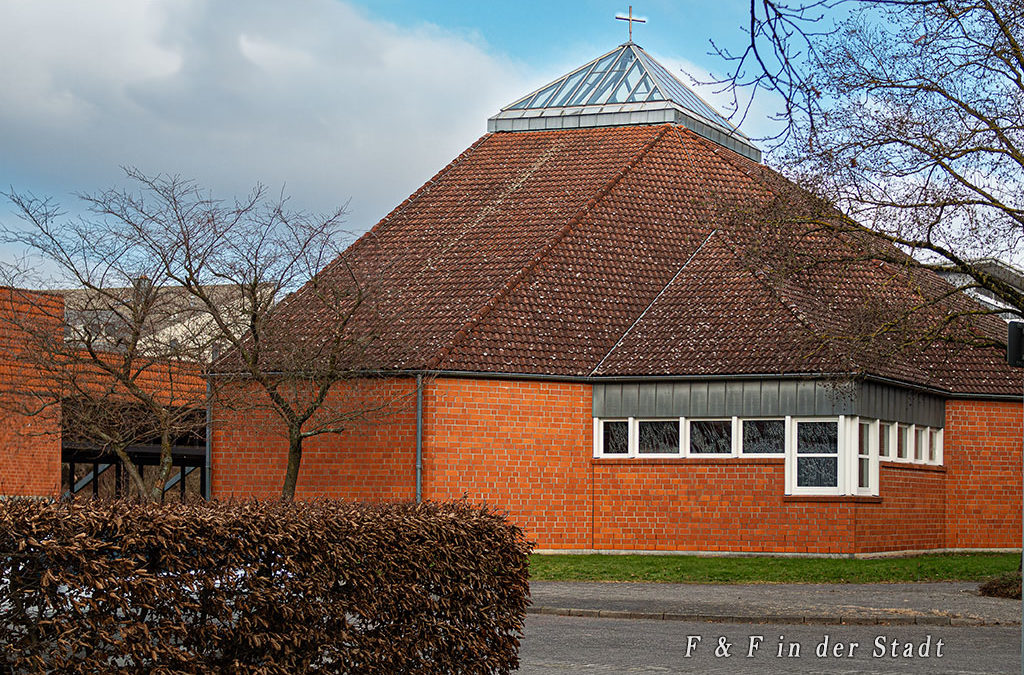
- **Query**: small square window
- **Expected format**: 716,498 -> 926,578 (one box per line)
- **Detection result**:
689,420 -> 732,454
742,419 -> 785,454
798,457 -> 838,487
638,420 -> 680,454
602,420 -> 629,455
796,421 -> 838,454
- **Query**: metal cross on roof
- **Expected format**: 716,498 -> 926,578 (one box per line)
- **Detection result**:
615,5 -> 646,42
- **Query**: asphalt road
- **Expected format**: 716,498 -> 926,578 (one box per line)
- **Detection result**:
517,615 -> 1021,674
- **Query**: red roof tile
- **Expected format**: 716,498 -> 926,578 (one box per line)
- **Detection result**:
274,125 -> 1019,397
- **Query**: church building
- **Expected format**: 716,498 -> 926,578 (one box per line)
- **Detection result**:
212,40 -> 1022,555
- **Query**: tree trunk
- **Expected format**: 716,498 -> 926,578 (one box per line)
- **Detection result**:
113,445 -> 149,500
281,426 -> 303,501
148,427 -> 176,503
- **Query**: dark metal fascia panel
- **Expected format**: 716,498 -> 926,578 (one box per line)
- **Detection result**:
592,377 -> 946,424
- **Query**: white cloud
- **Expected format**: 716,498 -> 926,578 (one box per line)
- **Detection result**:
0,0 -> 531,234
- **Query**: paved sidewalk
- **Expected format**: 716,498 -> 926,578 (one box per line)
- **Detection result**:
528,581 -> 1021,626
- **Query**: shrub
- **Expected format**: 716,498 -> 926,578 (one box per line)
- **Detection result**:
0,498 -> 532,674
979,571 -> 1022,600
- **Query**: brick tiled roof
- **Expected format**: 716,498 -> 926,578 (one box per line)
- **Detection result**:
278,124 -> 1019,397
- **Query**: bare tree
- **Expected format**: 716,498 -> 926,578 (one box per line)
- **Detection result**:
714,0 -> 1024,319
0,208 -> 206,502
63,169 -> 400,501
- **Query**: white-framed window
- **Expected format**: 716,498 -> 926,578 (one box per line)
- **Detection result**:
787,417 -> 842,495
896,423 -> 911,461
637,418 -> 682,456
929,428 -> 943,464
878,421 -> 892,459
740,418 -> 786,455
592,413 -> 939,493
914,426 -> 928,462
596,418 -> 630,456
853,418 -> 879,496
685,418 -> 735,456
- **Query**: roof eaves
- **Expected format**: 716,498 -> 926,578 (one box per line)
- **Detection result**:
432,124 -> 674,370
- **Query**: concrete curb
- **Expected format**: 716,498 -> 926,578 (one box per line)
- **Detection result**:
526,605 -> 1017,627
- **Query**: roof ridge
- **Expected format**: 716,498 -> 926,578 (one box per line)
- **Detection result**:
431,124 -> 674,370
589,228 -> 719,376
399,135 -> 575,301
327,133 -> 493,271
665,123 -> 834,339
590,127 -> 768,376
671,123 -> 765,181
632,45 -> 744,137
715,227 -> 855,370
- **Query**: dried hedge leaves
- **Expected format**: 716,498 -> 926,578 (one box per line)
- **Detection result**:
0,499 -> 532,674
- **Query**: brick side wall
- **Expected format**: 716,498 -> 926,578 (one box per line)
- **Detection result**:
422,378 -> 593,548
945,399 -> 1023,549
211,376 -> 1021,553
0,288 -> 62,497
592,458 -> 854,554
421,379 -> 950,554
212,378 -> 418,500
854,463 -> 946,553
0,403 -> 61,497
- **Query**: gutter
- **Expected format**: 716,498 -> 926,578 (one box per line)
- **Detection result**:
204,376 -> 212,500
205,368 -> 1021,403
415,373 -> 423,503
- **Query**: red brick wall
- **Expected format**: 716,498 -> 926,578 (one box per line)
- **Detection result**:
945,399 -> 1023,549
421,379 -> 952,554
422,378 -> 593,548
591,460 -> 947,554
212,378 -> 418,500
853,463 -> 946,553
592,458 -> 855,554
0,288 -> 62,497
212,376 -> 1022,553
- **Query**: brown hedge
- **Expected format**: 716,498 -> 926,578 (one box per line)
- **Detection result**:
0,498 -> 532,674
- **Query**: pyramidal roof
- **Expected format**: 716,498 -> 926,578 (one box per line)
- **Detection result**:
489,42 -> 761,162
268,125 -> 1016,396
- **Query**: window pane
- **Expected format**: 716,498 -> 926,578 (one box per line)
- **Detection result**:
639,420 -> 679,454
858,422 -> 871,457
646,85 -> 665,101
689,420 -> 732,454
550,67 -> 592,107
605,61 -> 645,104
915,428 -> 926,461
603,421 -> 628,454
796,422 -> 838,454
742,420 -> 785,454
897,425 -> 909,459
580,50 -> 635,105
858,457 -> 870,489
797,457 -> 838,487
626,73 -> 654,102
878,423 -> 891,457
929,430 -> 938,461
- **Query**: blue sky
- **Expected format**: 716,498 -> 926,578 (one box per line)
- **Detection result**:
0,1 -> 779,245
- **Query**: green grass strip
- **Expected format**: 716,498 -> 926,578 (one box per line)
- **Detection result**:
529,552 -> 1020,584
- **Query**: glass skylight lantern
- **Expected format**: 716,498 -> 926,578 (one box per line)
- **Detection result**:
488,42 -> 762,162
